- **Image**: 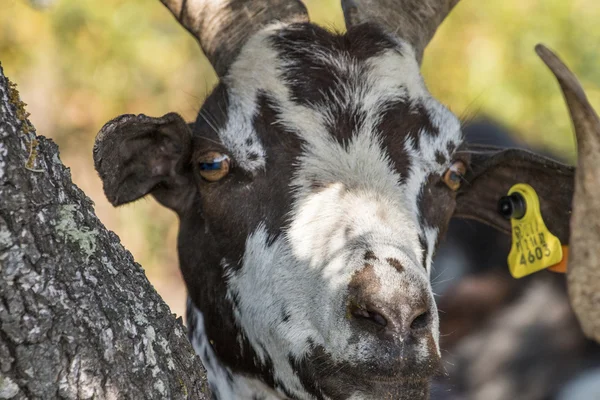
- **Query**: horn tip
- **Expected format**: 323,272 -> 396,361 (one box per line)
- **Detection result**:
534,43 -> 589,105
534,43 -> 550,56
535,43 -> 558,66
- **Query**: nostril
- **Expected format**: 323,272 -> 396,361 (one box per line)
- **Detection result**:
409,310 -> 430,331
369,311 -> 388,327
350,305 -> 388,327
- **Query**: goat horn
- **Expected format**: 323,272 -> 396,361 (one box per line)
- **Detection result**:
159,0 -> 308,77
341,0 -> 461,64
536,44 -> 600,343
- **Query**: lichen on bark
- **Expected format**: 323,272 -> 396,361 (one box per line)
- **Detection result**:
0,63 -> 210,399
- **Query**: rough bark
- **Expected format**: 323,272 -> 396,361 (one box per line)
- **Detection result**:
0,64 -> 210,399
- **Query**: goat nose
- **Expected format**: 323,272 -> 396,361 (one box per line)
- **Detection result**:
348,257 -> 433,339
348,300 -> 432,339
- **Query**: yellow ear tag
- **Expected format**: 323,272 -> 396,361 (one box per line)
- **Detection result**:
502,183 -> 563,278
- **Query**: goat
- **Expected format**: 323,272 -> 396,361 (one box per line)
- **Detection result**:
93,1 -> 595,399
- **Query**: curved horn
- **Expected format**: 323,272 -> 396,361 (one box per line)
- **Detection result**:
341,0 -> 460,64
160,0 -> 308,77
537,44 -> 600,343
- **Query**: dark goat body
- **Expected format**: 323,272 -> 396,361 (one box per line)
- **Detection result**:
94,6 -> 582,399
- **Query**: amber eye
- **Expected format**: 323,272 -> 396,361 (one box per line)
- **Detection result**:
443,160 -> 467,191
197,152 -> 231,182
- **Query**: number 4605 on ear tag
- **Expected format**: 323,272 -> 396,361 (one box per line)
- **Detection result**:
499,183 -> 563,278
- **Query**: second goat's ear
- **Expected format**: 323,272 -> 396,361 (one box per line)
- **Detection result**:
93,112 -> 194,213
453,146 -> 574,244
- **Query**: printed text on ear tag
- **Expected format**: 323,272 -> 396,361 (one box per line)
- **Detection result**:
499,183 -> 563,279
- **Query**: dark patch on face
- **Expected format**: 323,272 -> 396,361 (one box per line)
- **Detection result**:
401,101 -> 440,150
270,23 -> 400,147
271,23 -> 397,108
386,257 -> 404,273
177,83 -> 276,385
376,100 -> 439,183
177,89 -> 305,389
327,107 -> 369,145
236,91 -> 305,236
416,174 -> 458,267
435,150 -> 447,165
364,250 -> 378,261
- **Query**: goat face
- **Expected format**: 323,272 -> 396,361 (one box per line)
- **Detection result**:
95,2 -> 580,399
97,23 -> 455,398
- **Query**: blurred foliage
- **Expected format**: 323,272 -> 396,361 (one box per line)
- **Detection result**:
1,0 -> 598,317
424,0 -> 600,159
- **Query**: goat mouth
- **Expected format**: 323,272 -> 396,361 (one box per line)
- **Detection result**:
297,345 -> 440,399
338,367 -> 439,386
314,370 -> 432,400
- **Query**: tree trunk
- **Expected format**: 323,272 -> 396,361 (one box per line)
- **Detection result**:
0,64 -> 210,399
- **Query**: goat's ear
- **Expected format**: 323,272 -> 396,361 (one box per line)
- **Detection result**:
453,146 -> 574,243
93,112 -> 195,212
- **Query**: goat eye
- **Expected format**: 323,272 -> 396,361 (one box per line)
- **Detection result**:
443,160 -> 467,191
197,152 -> 230,182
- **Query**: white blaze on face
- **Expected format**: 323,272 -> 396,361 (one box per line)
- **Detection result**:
285,134 -> 429,361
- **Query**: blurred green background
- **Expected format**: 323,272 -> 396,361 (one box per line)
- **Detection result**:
1,0 -> 598,318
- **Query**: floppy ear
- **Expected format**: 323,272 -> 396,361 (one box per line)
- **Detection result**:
93,112 -> 195,213
453,145 -> 575,244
